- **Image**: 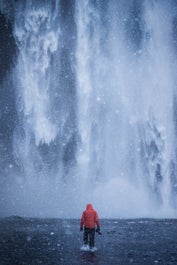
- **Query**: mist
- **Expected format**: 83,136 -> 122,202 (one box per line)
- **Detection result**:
0,0 -> 177,218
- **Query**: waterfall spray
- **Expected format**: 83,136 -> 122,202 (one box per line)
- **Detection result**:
0,0 -> 177,217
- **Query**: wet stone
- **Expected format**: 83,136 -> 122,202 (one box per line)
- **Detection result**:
0,218 -> 177,265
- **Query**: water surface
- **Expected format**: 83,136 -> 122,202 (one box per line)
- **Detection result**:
0,217 -> 177,264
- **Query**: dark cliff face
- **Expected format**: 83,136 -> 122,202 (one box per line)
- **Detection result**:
0,12 -> 16,81
0,12 -> 18,175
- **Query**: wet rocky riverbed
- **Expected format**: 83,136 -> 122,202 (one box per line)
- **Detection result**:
0,217 -> 177,265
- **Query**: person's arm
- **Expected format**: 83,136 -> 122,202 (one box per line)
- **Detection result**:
80,212 -> 85,231
95,211 -> 101,234
95,211 -> 100,228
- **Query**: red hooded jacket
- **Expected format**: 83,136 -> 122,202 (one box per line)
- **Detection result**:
80,204 -> 100,229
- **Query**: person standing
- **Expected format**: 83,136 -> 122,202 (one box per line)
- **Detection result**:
80,203 -> 101,249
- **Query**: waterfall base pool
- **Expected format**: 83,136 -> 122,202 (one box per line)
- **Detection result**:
0,217 -> 177,265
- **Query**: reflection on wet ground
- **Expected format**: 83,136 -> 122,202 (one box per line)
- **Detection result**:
0,217 -> 177,264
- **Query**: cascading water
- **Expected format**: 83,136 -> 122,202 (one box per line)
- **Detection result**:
0,0 -> 177,218
13,1 -> 59,181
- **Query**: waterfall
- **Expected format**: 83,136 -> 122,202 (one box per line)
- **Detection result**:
0,0 -> 177,218
14,2 -> 59,145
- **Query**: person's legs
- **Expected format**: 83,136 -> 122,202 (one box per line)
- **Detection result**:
83,228 -> 89,245
89,228 -> 95,248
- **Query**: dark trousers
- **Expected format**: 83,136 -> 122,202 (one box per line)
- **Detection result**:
83,228 -> 95,247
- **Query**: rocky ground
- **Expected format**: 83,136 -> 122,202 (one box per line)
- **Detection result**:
0,217 -> 177,264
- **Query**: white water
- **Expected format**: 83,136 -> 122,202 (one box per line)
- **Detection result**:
75,0 -> 177,217
14,1 -> 60,145
1,0 -> 177,218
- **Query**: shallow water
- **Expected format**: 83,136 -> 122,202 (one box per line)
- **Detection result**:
0,217 -> 177,264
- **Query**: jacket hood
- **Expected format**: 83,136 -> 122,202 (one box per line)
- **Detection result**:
86,203 -> 93,210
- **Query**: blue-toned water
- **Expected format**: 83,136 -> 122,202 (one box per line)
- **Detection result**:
0,217 -> 177,265
0,0 -> 177,218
